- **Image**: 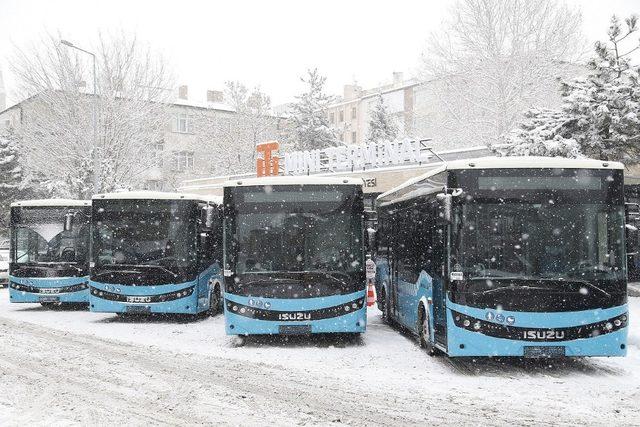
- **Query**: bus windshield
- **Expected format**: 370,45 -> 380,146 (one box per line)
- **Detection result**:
456,202 -> 626,282
226,185 -> 364,298
11,206 -> 90,266
92,199 -> 198,284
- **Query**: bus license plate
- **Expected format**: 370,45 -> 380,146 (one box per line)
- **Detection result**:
524,346 -> 566,358
126,305 -> 150,313
39,296 -> 60,303
279,325 -> 311,335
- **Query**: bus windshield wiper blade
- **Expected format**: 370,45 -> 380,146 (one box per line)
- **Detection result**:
559,278 -> 611,298
102,263 -> 178,277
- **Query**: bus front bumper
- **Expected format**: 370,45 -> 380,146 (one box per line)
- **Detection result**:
8,277 -> 89,303
444,303 -> 628,357
88,282 -> 202,314
223,291 -> 368,335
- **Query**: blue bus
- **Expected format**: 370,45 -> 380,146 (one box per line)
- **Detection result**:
374,157 -> 629,357
9,199 -> 91,307
89,192 -> 224,316
222,177 -> 367,336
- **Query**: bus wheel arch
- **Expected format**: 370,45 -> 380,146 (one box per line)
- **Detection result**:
418,302 -> 435,356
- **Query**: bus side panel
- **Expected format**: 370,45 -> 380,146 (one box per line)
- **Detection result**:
9,276 -> 89,303
445,299 -> 628,357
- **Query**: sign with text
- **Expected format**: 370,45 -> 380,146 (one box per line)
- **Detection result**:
283,140 -> 430,175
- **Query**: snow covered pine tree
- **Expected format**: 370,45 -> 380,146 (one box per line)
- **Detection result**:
366,94 -> 399,144
288,68 -> 339,150
501,14 -> 640,162
0,129 -> 24,230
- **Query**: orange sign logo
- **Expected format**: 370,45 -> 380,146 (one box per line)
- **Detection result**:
256,141 -> 280,177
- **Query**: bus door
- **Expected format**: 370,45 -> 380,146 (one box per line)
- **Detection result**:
431,207 -> 448,346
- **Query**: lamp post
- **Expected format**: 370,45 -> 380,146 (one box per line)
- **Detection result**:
60,39 -> 99,192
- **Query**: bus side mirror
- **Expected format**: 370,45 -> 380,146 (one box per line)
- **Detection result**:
436,193 -> 452,223
64,212 -> 74,232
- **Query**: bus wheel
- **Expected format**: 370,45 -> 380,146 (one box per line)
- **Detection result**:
419,305 -> 436,356
209,285 -> 221,316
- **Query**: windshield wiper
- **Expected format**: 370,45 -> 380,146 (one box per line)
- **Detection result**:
469,277 -> 611,298
99,263 -> 178,278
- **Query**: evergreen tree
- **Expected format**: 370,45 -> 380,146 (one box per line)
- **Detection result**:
366,94 -> 399,143
0,128 -> 24,232
500,15 -> 640,161
289,68 -> 338,150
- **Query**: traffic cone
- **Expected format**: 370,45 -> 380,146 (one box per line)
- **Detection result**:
367,280 -> 376,307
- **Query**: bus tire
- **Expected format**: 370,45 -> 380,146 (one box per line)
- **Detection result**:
208,285 -> 221,316
418,304 -> 436,356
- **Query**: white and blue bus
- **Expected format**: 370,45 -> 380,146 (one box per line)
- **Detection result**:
374,157 -> 629,357
89,192 -> 224,316
222,176 -> 367,336
9,199 -> 91,307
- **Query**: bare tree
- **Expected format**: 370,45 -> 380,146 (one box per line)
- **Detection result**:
198,82 -> 278,176
418,0 -> 584,147
10,32 -> 173,198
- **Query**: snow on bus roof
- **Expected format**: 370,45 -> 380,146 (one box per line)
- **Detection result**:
377,156 -> 624,204
10,199 -> 91,208
223,175 -> 364,187
92,191 -> 222,204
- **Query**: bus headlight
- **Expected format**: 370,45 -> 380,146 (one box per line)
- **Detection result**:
463,319 -> 471,327
614,319 -> 621,327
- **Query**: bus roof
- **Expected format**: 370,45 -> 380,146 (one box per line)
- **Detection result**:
378,156 -> 625,205
92,191 -> 222,204
10,199 -> 91,208
222,176 -> 364,188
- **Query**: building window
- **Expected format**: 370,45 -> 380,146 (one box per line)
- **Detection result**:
175,113 -> 192,133
339,110 -> 344,122
330,112 -> 335,123
172,150 -> 194,172
351,107 -> 356,119
351,131 -> 357,143
152,141 -> 164,167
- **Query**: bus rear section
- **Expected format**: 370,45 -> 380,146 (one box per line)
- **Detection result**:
89,192 -> 224,316
375,157 -> 628,357
9,199 -> 91,306
223,177 -> 367,336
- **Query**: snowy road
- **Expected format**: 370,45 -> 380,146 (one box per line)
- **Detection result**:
0,288 -> 638,426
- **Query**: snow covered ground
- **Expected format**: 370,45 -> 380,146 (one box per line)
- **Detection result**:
0,288 -> 638,425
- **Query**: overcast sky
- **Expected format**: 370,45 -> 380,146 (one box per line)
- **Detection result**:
0,0 -> 638,107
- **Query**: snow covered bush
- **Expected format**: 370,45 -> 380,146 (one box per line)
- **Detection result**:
501,15 -> 640,161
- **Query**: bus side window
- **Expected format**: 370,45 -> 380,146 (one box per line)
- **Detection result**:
396,207 -> 419,284
415,201 -> 434,278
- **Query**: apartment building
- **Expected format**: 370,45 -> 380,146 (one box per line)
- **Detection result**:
325,72 -> 418,145
0,84 -> 281,191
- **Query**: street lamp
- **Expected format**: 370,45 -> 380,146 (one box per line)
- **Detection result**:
60,39 -> 99,191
